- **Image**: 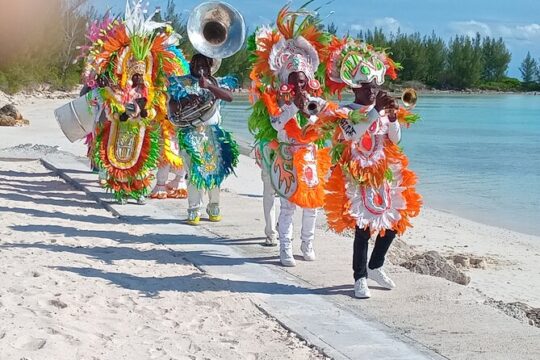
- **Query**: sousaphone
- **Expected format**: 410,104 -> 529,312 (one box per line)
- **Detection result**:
187,1 -> 246,61
170,1 -> 246,128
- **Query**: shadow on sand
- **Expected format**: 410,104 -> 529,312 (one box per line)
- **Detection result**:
2,166 -> 357,299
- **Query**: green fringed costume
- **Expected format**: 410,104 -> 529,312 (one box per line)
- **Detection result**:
168,74 -> 239,213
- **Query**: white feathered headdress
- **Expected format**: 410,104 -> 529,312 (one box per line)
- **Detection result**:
269,36 -> 320,84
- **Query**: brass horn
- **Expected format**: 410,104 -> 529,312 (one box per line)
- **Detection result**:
187,1 -> 246,60
400,88 -> 418,109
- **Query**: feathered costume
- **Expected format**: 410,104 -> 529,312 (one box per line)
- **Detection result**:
149,46 -> 192,200
248,5 -> 333,265
320,38 -> 422,236
80,1 -> 187,203
168,75 -> 239,192
247,7 -> 332,210
77,13 -> 116,180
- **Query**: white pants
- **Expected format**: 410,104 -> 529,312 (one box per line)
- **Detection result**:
155,165 -> 171,186
188,185 -> 220,212
261,166 -> 277,239
169,166 -> 187,187
154,165 -> 186,189
180,149 -> 219,212
278,198 -> 317,247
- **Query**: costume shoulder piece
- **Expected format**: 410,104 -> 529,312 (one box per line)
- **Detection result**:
216,76 -> 238,91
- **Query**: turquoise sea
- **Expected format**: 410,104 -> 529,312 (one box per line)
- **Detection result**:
221,94 -> 540,236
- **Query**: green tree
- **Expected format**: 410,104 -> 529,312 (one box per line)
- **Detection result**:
481,37 -> 511,82
216,44 -> 251,87
519,52 -> 538,83
537,57 -> 540,82
161,0 -> 194,56
0,0 -> 89,92
58,0 -> 90,84
423,32 -> 447,87
327,22 -> 338,35
388,32 -> 427,82
446,35 -> 483,89
357,27 -> 388,48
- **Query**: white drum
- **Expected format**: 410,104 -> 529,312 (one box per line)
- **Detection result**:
54,94 -> 100,142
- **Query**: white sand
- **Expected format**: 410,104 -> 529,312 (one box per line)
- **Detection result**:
0,159 -> 325,359
403,207 -> 540,307
215,163 -> 540,359
0,96 -> 87,157
221,152 -> 540,308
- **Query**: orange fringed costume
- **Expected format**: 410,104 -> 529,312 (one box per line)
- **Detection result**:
320,38 -> 422,236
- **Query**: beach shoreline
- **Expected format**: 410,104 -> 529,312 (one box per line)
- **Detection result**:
2,86 -> 539,106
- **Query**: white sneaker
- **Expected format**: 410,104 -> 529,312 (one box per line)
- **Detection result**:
354,278 -> 371,299
264,235 -> 278,247
368,267 -> 396,289
280,245 -> 296,267
137,196 -> 147,205
300,241 -> 316,261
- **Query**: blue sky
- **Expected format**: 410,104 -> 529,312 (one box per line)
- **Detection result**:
90,0 -> 540,77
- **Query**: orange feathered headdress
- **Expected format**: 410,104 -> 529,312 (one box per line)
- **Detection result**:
249,5 -> 329,90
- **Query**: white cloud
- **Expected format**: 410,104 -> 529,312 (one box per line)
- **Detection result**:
497,23 -> 540,41
373,17 -> 402,34
449,20 -> 540,43
348,17 -> 408,35
350,24 -> 363,32
450,20 -> 492,38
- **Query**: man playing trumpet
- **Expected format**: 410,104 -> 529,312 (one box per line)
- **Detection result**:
321,38 -> 422,298
248,8 -> 333,267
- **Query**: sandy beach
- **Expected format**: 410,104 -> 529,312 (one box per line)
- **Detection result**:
0,93 -> 539,359
0,159 -> 327,360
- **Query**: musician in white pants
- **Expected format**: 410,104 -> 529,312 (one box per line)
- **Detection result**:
173,54 -> 237,225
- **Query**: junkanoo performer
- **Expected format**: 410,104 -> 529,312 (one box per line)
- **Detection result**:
321,38 -> 422,298
248,7 -> 332,267
83,2 -> 186,204
168,54 -> 239,225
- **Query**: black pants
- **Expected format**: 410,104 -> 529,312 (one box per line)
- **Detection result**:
353,226 -> 396,281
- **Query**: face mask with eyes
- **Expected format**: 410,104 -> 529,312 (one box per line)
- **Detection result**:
339,51 -> 386,87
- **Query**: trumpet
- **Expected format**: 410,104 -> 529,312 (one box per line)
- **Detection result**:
305,100 -> 322,116
400,88 -> 417,109
381,88 -> 418,119
297,90 -> 323,116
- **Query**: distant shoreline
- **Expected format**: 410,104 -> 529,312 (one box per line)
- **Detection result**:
230,88 -> 540,97
2,86 -> 539,106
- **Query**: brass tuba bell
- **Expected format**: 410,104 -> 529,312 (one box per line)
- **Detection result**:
187,1 -> 246,60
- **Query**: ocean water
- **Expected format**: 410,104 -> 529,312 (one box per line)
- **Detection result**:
220,94 -> 540,235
